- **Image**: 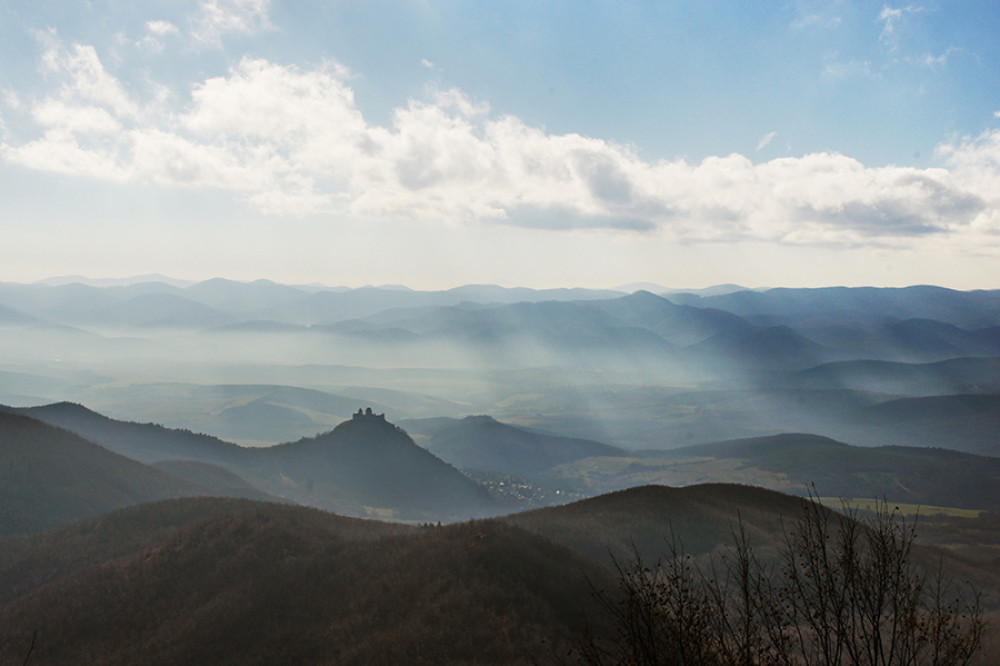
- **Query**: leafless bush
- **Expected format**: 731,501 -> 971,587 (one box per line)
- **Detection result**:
579,497 -> 984,666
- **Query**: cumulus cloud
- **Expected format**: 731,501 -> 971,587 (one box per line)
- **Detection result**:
139,20 -> 180,53
3,36 -> 1000,250
36,32 -> 138,118
191,0 -> 273,47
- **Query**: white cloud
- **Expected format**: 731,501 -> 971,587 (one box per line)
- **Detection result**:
3,89 -> 22,110
3,42 -> 1000,252
756,131 -> 777,151
1,128 -> 131,182
37,34 -> 138,118
139,20 -> 180,53
823,60 -> 876,80
790,13 -> 842,30
147,21 -> 180,37
192,0 -> 274,47
421,59 -> 435,69
878,5 -> 922,49
33,100 -> 122,134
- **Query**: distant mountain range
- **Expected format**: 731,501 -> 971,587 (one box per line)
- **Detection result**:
4,277 -> 1000,663
3,280 -> 999,369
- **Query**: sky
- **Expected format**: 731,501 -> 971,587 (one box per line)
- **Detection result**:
1,0 -> 999,290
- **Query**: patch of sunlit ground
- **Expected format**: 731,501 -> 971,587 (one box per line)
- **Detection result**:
817,497 -> 982,518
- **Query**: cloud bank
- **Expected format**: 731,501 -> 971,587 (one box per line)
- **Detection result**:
2,32 -> 999,251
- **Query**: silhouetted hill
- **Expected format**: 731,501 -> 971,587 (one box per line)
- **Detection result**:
666,433 -> 1000,510
260,286 -> 476,325
444,284 -> 622,303
386,299 -> 677,353
0,412 -> 209,535
3,403 -> 499,521
0,282 -> 117,321
248,413 -> 498,520
789,357 -> 1000,395
670,286 -> 1000,329
0,498 -> 610,665
182,277 -> 310,312
4,402 -> 245,465
880,318 -> 1000,359
849,394 -> 1000,455
590,290 -> 753,345
413,415 -> 624,477
215,398 -> 320,441
691,324 -> 830,370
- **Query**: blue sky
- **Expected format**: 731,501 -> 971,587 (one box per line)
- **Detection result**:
1,0 -> 999,289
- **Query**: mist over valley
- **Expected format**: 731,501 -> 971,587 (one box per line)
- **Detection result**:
4,0 -> 1000,660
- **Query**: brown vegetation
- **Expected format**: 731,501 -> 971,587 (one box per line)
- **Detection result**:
578,496 -> 985,666
0,498 -> 611,665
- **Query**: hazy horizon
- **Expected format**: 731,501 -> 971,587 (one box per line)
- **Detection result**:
9,274 -> 1000,294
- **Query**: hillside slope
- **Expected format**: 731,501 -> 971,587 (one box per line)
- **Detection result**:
0,498 -> 610,666
4,403 -> 498,521
411,414 -> 623,477
663,433 -> 1000,510
0,412 -> 210,535
5,402 -> 244,465
504,483 -> 812,565
245,412 -> 498,520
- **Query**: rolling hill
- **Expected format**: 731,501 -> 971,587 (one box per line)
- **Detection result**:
504,483 -> 824,566
3,402 -> 500,522
787,357 -> 1000,396
668,286 -> 1000,330
664,433 -> 1000,509
242,411 -> 499,520
0,412 -> 212,535
406,414 -> 624,477
0,497 -> 611,666
846,394 -> 1000,455
3,401 -> 246,465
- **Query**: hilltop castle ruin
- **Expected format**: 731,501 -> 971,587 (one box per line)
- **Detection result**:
352,407 -> 386,422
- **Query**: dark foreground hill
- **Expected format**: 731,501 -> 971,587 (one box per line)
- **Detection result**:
504,483 -> 812,566
0,498 -> 611,666
0,412 -> 212,535
503,484 -> 1000,616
